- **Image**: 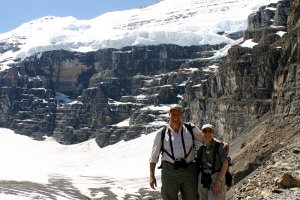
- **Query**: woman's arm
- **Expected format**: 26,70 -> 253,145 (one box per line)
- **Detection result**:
212,159 -> 229,196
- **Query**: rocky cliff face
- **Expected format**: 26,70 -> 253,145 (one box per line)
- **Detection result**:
226,0 -> 300,198
0,44 -> 226,145
183,1 -> 290,141
273,0 -> 300,122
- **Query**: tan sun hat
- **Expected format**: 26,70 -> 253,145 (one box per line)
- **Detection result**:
201,124 -> 214,132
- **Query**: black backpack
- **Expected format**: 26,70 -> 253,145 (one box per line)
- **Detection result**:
197,140 -> 233,187
160,122 -> 195,161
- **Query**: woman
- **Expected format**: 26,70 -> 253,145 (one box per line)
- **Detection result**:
196,124 -> 230,200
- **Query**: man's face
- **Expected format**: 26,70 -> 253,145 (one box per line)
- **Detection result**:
169,110 -> 183,124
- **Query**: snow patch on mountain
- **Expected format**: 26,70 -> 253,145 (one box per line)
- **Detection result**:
0,0 -> 278,71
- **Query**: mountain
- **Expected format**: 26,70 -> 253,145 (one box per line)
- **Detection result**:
0,0 -> 279,144
0,0 -> 299,199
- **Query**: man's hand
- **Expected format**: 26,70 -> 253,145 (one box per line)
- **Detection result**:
223,142 -> 229,151
150,177 -> 157,190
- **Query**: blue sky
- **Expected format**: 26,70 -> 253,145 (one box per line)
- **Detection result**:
0,0 -> 158,33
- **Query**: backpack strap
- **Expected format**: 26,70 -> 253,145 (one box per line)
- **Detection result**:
212,140 -> 221,173
183,122 -> 195,140
196,145 -> 206,172
183,122 -> 195,158
158,126 -> 168,169
160,126 -> 166,155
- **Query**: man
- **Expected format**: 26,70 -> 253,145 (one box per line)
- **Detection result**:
197,124 -> 229,200
149,104 -> 203,200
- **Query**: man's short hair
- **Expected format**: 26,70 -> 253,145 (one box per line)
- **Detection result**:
169,104 -> 184,113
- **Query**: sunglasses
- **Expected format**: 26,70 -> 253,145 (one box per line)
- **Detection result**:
202,129 -> 212,133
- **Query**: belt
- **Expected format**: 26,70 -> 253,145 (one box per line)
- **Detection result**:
162,160 -> 195,170
162,160 -> 195,165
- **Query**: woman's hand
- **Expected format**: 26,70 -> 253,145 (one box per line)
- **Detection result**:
212,180 -> 221,196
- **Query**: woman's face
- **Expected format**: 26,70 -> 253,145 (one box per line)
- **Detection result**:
202,128 -> 213,142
